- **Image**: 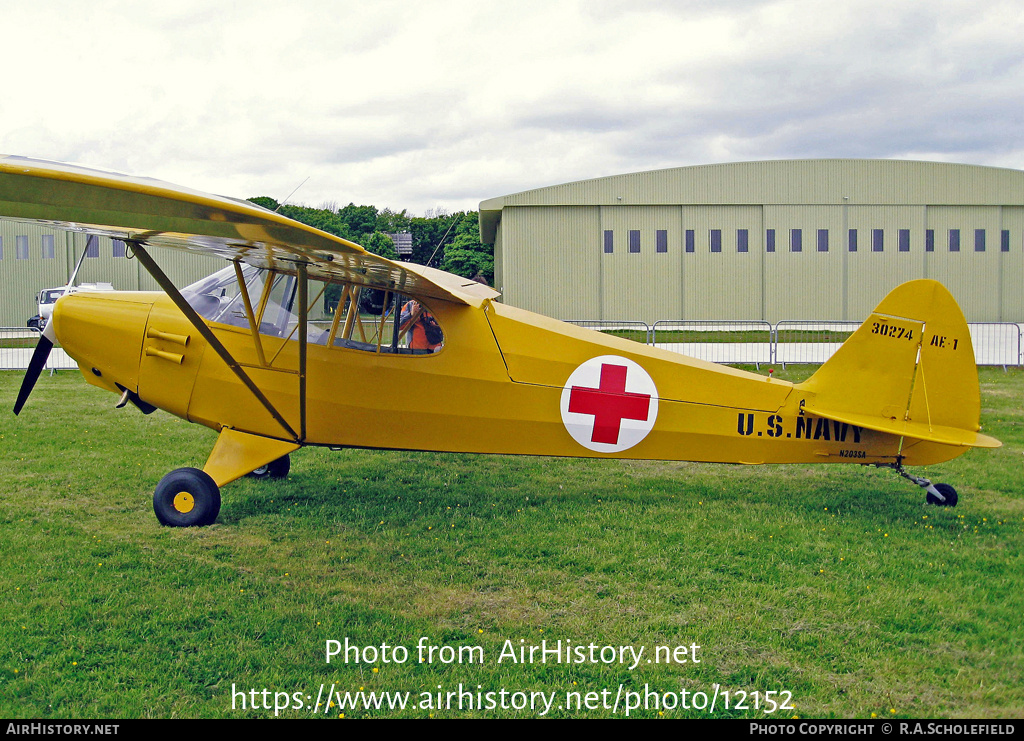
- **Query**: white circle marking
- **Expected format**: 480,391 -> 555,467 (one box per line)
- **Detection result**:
559,355 -> 659,453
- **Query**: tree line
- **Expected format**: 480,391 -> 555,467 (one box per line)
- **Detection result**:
247,197 -> 494,285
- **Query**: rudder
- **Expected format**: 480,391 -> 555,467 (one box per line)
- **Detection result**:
796,280 -> 998,450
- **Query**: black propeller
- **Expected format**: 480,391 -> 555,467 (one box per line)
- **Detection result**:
14,240 -> 90,416
13,320 -> 56,415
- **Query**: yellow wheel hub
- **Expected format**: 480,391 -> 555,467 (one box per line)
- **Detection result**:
173,492 -> 195,514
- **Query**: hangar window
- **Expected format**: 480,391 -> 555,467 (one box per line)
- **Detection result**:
872,229 -> 884,252
685,230 -> 695,253
86,235 -> 99,258
975,229 -> 985,252
42,235 -> 55,259
113,240 -> 127,258
1002,230 -> 1010,252
766,229 -> 776,253
899,229 -> 910,252
848,229 -> 857,252
737,229 -> 748,253
925,230 -> 934,252
949,229 -> 960,252
790,229 -> 802,252
603,230 -> 613,254
710,229 -> 722,253
16,235 -> 29,260
817,229 -> 828,252
656,230 -> 668,253
629,230 -> 641,253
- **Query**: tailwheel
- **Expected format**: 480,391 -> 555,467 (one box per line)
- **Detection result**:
247,454 -> 291,480
926,483 -> 958,507
153,467 -> 221,526
885,460 -> 959,508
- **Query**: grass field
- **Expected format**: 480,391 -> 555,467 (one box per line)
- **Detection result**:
1,367 -> 1021,719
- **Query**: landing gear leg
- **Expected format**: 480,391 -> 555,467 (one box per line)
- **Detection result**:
885,460 -> 958,507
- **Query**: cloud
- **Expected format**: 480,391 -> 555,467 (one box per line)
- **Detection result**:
2,0 -> 1022,213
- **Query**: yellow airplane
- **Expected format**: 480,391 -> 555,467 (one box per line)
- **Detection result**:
3,156 -> 1000,526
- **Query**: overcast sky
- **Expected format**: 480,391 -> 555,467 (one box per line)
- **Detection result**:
3,0 -> 1022,215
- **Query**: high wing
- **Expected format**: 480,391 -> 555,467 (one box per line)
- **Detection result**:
0,155 -> 499,306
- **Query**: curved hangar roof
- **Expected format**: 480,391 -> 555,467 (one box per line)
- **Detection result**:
479,159 -> 1024,243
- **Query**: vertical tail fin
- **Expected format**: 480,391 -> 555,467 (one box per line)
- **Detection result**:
796,280 -> 999,449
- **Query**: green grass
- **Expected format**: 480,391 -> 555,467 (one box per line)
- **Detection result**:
1,368 -> 1021,719
0,337 -> 38,350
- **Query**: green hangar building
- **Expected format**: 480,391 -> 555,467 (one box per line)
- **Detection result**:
0,224 -> 222,327
479,160 -> 1024,324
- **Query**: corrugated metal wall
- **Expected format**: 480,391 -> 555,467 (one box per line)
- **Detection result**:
844,205 -> 923,320
763,205 -> 844,321
923,206 -> 1004,322
0,221 -> 221,325
681,206 -> 763,321
1001,207 -> 1024,321
483,160 -> 1024,209
599,206 -> 682,323
502,206 -> 601,320
484,161 -> 1024,323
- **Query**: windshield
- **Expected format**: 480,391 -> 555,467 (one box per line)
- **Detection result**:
182,265 -> 263,326
39,289 -> 65,304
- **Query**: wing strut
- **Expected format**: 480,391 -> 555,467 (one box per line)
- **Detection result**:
129,241 -> 300,442
297,261 -> 308,441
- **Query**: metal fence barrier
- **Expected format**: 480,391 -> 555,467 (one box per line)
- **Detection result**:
651,321 -> 774,368
773,321 -> 861,366
563,320 -> 652,344
0,327 -> 78,372
563,319 -> 1022,368
969,323 -> 1022,369
3,321 -> 1021,372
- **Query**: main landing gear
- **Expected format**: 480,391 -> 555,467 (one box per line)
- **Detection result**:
247,454 -> 291,480
152,453 -> 292,527
153,468 -> 222,527
887,461 -> 959,507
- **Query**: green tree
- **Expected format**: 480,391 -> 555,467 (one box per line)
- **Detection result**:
247,196 -> 280,211
440,212 -> 493,283
361,231 -> 397,260
339,203 -> 378,236
278,205 -> 354,240
376,207 -> 411,233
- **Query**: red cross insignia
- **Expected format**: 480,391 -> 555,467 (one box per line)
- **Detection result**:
560,356 -> 659,453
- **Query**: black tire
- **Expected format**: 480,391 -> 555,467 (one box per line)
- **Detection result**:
926,483 -> 958,507
248,454 -> 291,480
153,467 -> 221,526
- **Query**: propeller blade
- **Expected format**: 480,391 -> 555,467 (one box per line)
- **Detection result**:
13,322 -> 56,416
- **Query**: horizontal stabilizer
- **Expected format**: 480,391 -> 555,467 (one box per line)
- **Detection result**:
800,405 -> 1001,449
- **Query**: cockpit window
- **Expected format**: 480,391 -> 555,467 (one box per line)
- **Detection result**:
307,280 -> 444,354
182,267 -> 443,354
181,265 -> 262,325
